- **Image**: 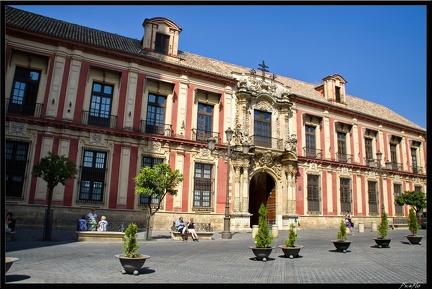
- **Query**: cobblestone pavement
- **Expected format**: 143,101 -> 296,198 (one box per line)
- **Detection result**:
3,227 -> 427,284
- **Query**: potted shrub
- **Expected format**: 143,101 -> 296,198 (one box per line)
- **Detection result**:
278,223 -> 303,258
374,211 -> 391,248
405,208 -> 423,245
250,203 -> 274,261
115,223 -> 151,275
331,219 -> 351,252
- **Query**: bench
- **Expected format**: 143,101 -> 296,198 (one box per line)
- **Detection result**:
76,221 -> 126,241
170,222 -> 214,240
6,231 -> 16,242
391,217 -> 409,230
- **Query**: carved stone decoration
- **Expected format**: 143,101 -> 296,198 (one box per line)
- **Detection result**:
146,140 -> 161,152
198,147 -> 213,158
9,121 -> 27,135
90,132 -> 104,145
284,134 -> 297,152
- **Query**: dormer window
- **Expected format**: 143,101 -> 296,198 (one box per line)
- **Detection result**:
155,33 -> 170,54
335,86 -> 341,103
315,74 -> 347,104
142,17 -> 182,57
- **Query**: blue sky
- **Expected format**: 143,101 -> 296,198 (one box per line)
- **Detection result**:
9,4 -> 427,129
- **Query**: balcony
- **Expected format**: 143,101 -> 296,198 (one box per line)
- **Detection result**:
412,166 -> 424,174
385,162 -> 402,171
140,120 -> 172,137
82,110 -> 117,129
6,98 -> 43,118
192,128 -> 220,143
251,135 -> 283,150
336,152 -> 352,163
303,147 -> 323,159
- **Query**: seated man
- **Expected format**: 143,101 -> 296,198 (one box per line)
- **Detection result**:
175,217 -> 186,240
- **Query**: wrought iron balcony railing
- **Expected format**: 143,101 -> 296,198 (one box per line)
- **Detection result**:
251,135 -> 283,150
385,162 -> 402,171
192,128 -> 220,143
303,147 -> 323,159
140,120 -> 172,137
81,110 -> 117,129
336,152 -> 352,163
6,98 -> 43,118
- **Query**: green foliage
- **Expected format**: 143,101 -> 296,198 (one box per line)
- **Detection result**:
377,211 -> 389,238
122,223 -> 141,258
336,219 -> 347,241
395,190 -> 426,215
255,203 -> 273,248
32,152 -> 78,189
285,223 -> 297,247
407,208 -> 419,235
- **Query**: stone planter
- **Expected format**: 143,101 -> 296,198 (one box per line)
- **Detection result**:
5,257 -> 19,273
405,235 -> 423,245
250,247 -> 274,261
374,238 -> 391,248
278,245 -> 303,258
115,254 -> 151,275
331,240 -> 352,252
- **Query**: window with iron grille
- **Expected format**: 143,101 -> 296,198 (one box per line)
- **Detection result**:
79,150 -> 107,202
368,181 -> 378,214
8,67 -> 40,116
146,93 -> 166,135
340,178 -> 352,212
415,185 -> 422,192
305,125 -> 316,157
154,33 -> 170,54
88,82 -> 113,128
254,110 -> 271,148
307,174 -> 320,212
365,137 -> 373,161
193,163 -> 213,207
197,103 -> 214,141
5,140 -> 29,198
139,156 -> 164,205
394,184 -> 403,215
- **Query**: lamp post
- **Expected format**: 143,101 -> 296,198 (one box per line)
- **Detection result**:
376,151 -> 385,214
208,127 -> 249,239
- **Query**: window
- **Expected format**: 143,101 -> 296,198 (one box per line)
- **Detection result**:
154,33 -> 170,54
411,147 -> 418,173
368,181 -> 378,214
365,138 -> 373,162
139,156 -> 164,206
394,184 -> 403,215
390,144 -> 398,170
340,178 -> 352,212
78,150 -> 107,202
5,140 -> 29,198
145,93 -> 166,135
335,86 -> 341,103
305,125 -> 316,158
193,163 -> 213,207
8,67 -> 41,116
307,174 -> 320,212
415,185 -> 423,192
254,110 -> 271,148
196,103 -> 214,142
88,82 -> 113,128
337,132 -> 347,162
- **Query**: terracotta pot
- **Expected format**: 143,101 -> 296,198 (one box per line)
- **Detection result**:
278,245 -> 303,258
5,257 -> 19,273
250,246 -> 274,261
374,238 -> 391,248
331,240 -> 352,252
405,235 -> 423,245
115,254 -> 151,275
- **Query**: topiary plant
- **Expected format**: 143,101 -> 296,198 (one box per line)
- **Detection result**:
285,223 -> 297,247
336,219 -> 348,241
407,208 -> 419,236
122,223 -> 141,258
377,211 -> 389,238
255,203 -> 273,248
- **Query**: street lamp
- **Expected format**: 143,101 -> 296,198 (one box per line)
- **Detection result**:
208,127 -> 249,239
376,151 -> 385,214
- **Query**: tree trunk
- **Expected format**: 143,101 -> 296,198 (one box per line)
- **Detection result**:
43,187 -> 54,241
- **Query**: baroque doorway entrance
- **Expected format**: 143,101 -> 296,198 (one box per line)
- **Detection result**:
249,172 -> 276,226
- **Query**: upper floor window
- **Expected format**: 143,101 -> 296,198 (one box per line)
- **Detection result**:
305,125 -> 316,157
365,138 -> 373,162
88,82 -> 113,128
254,110 -> 271,148
335,86 -> 341,103
196,103 -> 214,142
193,163 -> 213,208
78,150 -> 107,203
5,140 -> 29,199
145,93 -> 167,135
8,67 -> 41,116
139,156 -> 164,206
155,33 -> 170,54
411,147 -> 418,174
337,132 -> 347,162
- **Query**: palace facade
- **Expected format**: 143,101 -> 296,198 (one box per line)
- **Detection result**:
4,6 -> 426,231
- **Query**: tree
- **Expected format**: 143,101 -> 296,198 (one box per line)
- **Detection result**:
255,203 -> 273,248
133,163 -> 184,240
395,190 -> 427,219
32,152 -> 78,241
